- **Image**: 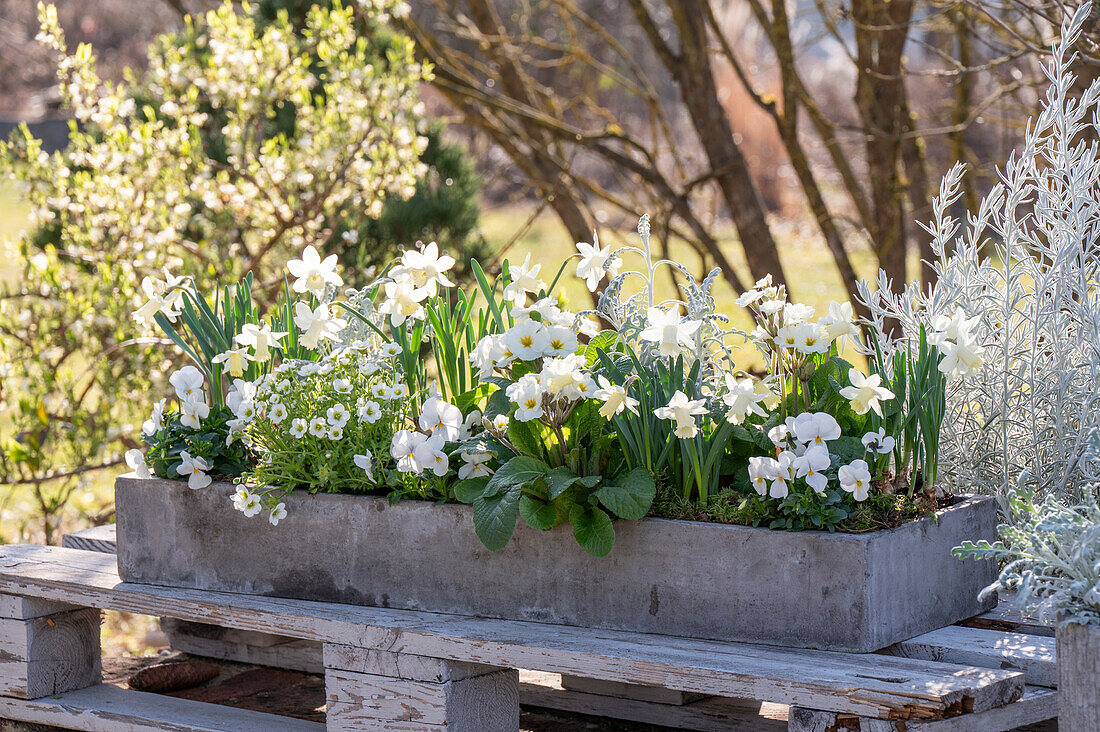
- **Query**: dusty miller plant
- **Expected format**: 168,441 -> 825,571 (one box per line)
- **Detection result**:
858,3 -> 1100,507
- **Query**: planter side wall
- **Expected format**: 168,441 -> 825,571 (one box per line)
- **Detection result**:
1057,621 -> 1100,732
116,478 -> 996,652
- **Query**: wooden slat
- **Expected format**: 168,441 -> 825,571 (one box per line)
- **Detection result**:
0,593 -> 79,619
519,670 -> 785,732
0,682 -> 324,732
0,608 -> 101,699
324,643 -> 503,682
559,673 -> 710,705
788,685 -> 1057,732
885,625 -> 1056,688
0,544 -> 1025,721
957,598 -> 1055,638
61,525 -> 118,555
167,630 -> 324,674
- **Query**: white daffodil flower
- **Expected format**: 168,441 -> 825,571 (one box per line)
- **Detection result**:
293,301 -> 346,349
575,233 -> 619,292
235,322 -> 287,363
393,241 -> 455,296
378,280 -> 428,325
721,374 -> 770,425
502,254 -> 545,305
287,245 -> 343,297
640,306 -> 701,358
212,346 -> 254,378
818,300 -> 858,343
938,332 -> 985,379
653,390 -> 708,439
839,369 -> 895,416
593,376 -> 639,419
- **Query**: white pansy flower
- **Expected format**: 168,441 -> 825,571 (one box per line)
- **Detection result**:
419,397 -> 462,441
839,369 -> 894,416
414,431 -> 450,477
176,450 -> 212,490
839,459 -> 872,501
748,456 -> 777,496
125,449 -> 151,479
458,452 -> 494,480
793,412 -> 841,447
794,446 -> 831,493
142,399 -> 166,436
287,245 -> 342,297
862,428 -> 896,455
770,451 -> 795,498
169,365 -> 205,402
354,452 -> 376,482
179,398 -> 210,429
391,430 -> 428,473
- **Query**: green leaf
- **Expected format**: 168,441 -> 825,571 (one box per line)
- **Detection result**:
593,467 -> 656,520
483,456 -> 549,497
507,419 -> 544,459
519,494 -> 560,530
453,477 -> 489,503
570,504 -> 615,557
545,466 -> 601,499
472,487 -> 521,551
583,330 -> 619,366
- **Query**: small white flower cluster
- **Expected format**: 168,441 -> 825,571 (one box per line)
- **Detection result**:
747,413 -> 882,501
470,297 -> 593,381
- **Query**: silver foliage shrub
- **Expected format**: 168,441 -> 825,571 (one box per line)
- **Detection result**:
858,4 -> 1100,507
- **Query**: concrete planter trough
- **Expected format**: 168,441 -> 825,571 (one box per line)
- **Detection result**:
115,476 -> 998,652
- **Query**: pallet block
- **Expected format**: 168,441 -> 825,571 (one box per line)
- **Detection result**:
0,593 -> 100,699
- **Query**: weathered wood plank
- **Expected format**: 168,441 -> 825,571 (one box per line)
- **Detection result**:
324,644 -> 503,682
0,608 -> 101,699
160,618 -> 297,648
957,598 -> 1055,638
884,625 -> 1056,688
0,682 -> 324,731
167,631 -> 324,674
559,673 -> 711,705
0,544 -> 1025,721
520,670 -> 783,732
60,525 -> 118,555
326,667 -> 519,732
1056,622 -> 1100,732
0,593 -> 79,620
787,685 -> 1056,732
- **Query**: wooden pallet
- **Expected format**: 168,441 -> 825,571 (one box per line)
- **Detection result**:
30,531 -> 1056,731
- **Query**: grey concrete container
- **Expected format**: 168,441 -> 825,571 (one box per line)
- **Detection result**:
115,477 -> 998,652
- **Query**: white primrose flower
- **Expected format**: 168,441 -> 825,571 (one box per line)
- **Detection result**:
575,233 -> 620,291
268,403 -> 288,425
593,376 -> 639,419
308,417 -> 328,437
459,410 -> 482,440
760,299 -> 785,316
504,319 -> 550,361
862,428 -> 896,455
289,418 -> 307,439
458,451 -> 494,480
419,397 -> 462,441
818,301 -> 858,343
640,306 -> 702,358
721,375 -> 771,425
169,365 -> 205,402
792,322 -> 828,355
269,503 -> 288,526
503,253 -> 546,305
748,456 -> 777,496
771,451 -> 795,498
491,414 -> 510,432
327,403 -> 351,428
393,241 -> 455,296
653,390 -> 708,439
354,452 -> 377,482
794,446 -> 831,493
176,450 -> 212,490
793,412 -> 842,447
378,280 -> 428,325
471,334 -> 507,380
294,302 -> 346,349
735,287 -> 766,308
507,374 -> 545,422
539,354 -> 586,397
543,326 -> 579,358
839,369 -> 895,416
125,448 -> 151,479
235,323 -> 287,363
774,325 -> 799,350
179,397 -> 210,429
839,459 -> 872,501
783,302 -> 816,325
938,332 -> 985,379
332,378 -> 352,394
391,430 -> 429,473
287,245 -> 343,297
142,399 -> 166,436
212,346 -> 255,378
414,431 -> 450,477
358,400 -> 382,423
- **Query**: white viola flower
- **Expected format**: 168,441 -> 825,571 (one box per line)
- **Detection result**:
358,400 -> 382,424
169,365 -> 205,402
354,452 -> 377,482
394,241 -> 455,296
593,376 -> 639,419
839,369 -> 895,416
327,403 -> 351,428
370,383 -> 389,399
504,320 -> 550,362
721,375 -> 770,425
294,302 -> 346,349
458,452 -> 495,480
543,325 -> 579,358
503,254 -> 546,305
125,448 -> 151,479
332,378 -> 352,394
419,397 -> 462,441
792,322 -> 829,354
226,379 -> 257,415
640,306 -> 701,358
770,451 -> 795,498
391,430 -> 428,473
768,423 -> 791,449
381,342 -> 402,358
212,346 -> 255,378
378,280 -> 428,325
470,334 -> 507,380
414,431 -> 450,477
818,301 -> 858,343
507,374 -> 546,422
326,424 -> 344,440
268,402 -> 288,425
783,302 -> 816,326
861,428 -> 896,455
176,450 -> 212,490
839,459 -> 872,501
793,412 -> 842,447
289,418 -> 308,439
308,417 -> 328,438
235,323 -> 287,363
794,446 -> 831,493
491,414 -> 510,432
387,383 -> 409,401
179,397 -> 210,429
748,456 -> 777,496
458,410 -> 482,440
269,503 -> 288,526
575,233 -> 620,291
938,332 -> 985,379
142,399 -> 166,436
287,245 -> 343,297
653,390 -> 708,439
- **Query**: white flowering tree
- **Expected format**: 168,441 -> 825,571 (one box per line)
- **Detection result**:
0,0 -> 429,542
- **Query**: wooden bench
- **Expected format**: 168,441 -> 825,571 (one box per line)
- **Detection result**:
5,541 -> 1057,731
